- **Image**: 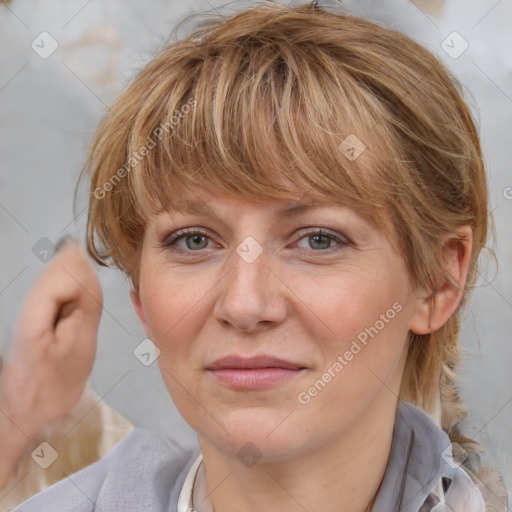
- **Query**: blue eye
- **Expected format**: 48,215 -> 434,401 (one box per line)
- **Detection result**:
295,228 -> 347,251
166,229 -> 213,251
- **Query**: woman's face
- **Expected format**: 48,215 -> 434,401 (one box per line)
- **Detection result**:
132,186 -> 427,461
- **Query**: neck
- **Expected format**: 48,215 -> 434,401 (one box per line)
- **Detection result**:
196,393 -> 399,512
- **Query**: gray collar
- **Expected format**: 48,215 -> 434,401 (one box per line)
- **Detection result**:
372,400 -> 451,512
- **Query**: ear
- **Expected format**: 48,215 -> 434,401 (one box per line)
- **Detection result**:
130,288 -> 152,339
409,225 -> 473,335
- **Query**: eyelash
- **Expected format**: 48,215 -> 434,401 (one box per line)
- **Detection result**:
163,227 -> 350,255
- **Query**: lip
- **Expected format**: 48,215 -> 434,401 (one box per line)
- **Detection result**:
206,355 -> 307,390
206,355 -> 305,370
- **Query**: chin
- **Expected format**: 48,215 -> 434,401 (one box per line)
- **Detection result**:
194,406 -> 310,461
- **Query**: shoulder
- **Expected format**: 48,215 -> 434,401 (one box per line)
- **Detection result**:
372,400 -> 486,511
394,402 -> 486,512
12,427 -> 200,512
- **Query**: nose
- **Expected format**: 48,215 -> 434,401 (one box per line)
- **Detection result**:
213,240 -> 288,333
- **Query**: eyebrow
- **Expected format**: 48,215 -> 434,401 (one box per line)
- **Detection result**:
177,199 -> 325,219
276,202 -> 323,219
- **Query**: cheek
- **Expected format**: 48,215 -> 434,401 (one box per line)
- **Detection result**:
140,266 -> 216,378
142,264 -> 209,336
294,279 -> 410,424
290,264 -> 412,394
291,263 -> 409,341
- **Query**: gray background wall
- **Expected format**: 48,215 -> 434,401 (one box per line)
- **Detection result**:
1,0 -> 511,496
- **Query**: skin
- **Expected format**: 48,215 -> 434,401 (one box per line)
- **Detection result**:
0,242 -> 102,490
132,186 -> 472,512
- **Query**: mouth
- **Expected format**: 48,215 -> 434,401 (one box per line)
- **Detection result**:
206,355 -> 307,390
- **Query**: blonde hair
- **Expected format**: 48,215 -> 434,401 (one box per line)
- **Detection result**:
84,1 -> 507,507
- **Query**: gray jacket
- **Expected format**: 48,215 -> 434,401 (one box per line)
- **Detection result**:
13,401 -> 485,512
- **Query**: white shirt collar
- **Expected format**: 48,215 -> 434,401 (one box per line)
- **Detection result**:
177,453 -> 215,512
176,453 -> 202,512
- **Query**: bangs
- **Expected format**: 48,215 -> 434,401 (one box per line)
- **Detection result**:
121,28 -> 397,231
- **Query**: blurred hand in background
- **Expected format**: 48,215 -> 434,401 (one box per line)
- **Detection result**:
0,239 -> 102,490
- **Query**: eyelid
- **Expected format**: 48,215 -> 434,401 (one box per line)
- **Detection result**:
292,227 -> 350,254
295,227 -> 350,244
162,227 -> 218,248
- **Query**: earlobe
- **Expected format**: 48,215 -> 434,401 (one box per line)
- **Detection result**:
409,225 -> 473,335
130,288 -> 152,338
